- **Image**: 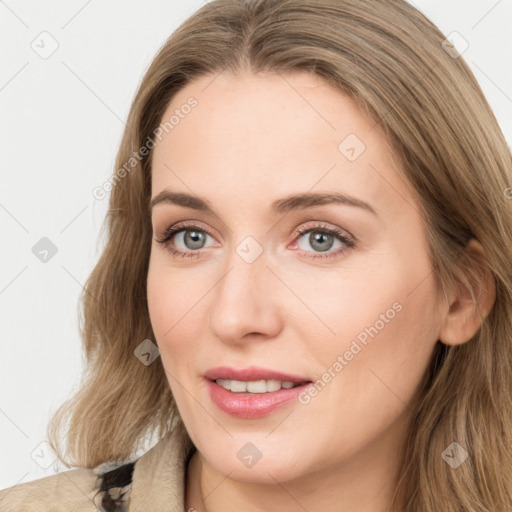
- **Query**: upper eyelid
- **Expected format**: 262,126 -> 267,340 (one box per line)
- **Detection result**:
160,221 -> 354,245
156,219 -> 216,237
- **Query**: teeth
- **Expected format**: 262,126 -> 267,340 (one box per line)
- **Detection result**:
230,380 -> 247,392
265,379 -> 282,392
215,379 -> 300,393
216,379 -> 231,390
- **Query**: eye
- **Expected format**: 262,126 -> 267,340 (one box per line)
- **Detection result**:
154,221 -> 356,260
293,223 -> 355,260
154,223 -> 216,259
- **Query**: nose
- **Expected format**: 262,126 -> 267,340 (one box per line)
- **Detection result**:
208,245 -> 283,345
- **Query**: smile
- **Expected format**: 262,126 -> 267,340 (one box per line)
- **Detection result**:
215,379 -> 307,393
206,378 -> 313,419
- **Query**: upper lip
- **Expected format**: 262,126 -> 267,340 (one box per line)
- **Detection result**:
204,366 -> 311,383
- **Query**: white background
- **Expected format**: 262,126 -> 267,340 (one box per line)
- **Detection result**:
1,0 -> 511,491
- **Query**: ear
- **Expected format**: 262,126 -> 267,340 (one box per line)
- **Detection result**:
439,239 -> 496,346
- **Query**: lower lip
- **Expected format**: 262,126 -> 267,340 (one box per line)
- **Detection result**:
205,379 -> 311,419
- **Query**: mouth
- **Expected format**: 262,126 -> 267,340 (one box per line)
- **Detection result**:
213,378 -> 310,393
204,366 -> 311,385
203,367 -> 313,419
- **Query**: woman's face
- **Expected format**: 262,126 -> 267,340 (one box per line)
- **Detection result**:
147,71 -> 445,484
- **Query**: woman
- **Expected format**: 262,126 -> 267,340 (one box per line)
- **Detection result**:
1,0 -> 511,510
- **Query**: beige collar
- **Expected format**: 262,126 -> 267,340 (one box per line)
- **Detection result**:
129,422 -> 196,511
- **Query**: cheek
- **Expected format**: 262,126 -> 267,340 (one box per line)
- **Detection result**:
311,277 -> 438,427
288,246 -> 440,400
146,256 -> 208,367
147,263 -> 203,413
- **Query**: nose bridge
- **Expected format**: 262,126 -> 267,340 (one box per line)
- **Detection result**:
208,235 -> 282,343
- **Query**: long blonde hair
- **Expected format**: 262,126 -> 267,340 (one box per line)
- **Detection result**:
48,1 -> 512,509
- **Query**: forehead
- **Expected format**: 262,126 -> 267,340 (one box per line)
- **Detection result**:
150,71 -> 413,219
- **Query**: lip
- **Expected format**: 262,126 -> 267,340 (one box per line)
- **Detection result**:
203,366 -> 313,419
205,380 -> 312,419
203,366 -> 311,383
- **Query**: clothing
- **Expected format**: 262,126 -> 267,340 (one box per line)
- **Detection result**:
0,423 -> 196,511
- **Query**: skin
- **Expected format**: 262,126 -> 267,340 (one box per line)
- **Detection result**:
146,71 -> 495,512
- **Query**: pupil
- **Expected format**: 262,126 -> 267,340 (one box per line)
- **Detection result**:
185,230 -> 205,249
310,232 -> 333,252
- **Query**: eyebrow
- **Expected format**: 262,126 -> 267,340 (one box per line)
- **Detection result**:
149,190 -> 377,217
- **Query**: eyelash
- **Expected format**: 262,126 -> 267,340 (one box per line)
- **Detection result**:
155,222 -> 356,260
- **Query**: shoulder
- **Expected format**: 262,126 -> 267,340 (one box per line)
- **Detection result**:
0,460 -> 138,512
0,467 -> 100,512
0,424 -> 193,512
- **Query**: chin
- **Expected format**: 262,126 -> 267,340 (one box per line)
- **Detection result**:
197,435 -> 310,484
